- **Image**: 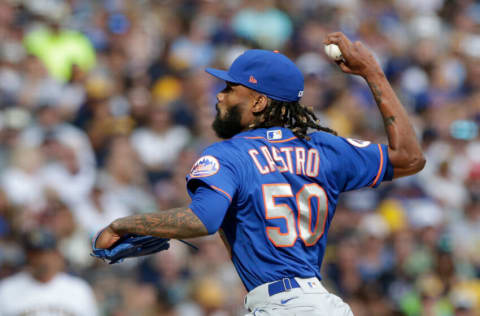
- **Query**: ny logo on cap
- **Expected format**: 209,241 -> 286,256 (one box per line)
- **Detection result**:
249,75 -> 257,84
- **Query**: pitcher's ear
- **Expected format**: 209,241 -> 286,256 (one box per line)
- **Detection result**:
251,94 -> 269,114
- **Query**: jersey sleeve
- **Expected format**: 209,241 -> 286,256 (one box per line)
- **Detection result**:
186,142 -> 239,203
320,135 -> 392,192
189,185 -> 230,234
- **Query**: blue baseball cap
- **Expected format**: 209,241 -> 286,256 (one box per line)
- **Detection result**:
206,49 -> 304,102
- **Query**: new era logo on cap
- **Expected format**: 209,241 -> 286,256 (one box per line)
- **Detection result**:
205,49 -> 304,102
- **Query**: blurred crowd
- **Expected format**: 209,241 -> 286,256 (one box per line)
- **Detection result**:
0,0 -> 479,315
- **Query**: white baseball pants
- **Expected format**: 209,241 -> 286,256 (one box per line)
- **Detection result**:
244,277 -> 354,316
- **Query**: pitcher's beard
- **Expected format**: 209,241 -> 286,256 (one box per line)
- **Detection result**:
212,104 -> 244,139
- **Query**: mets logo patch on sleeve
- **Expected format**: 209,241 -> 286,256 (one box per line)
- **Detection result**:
190,155 -> 220,178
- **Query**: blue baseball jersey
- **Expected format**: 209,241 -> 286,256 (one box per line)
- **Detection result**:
186,127 -> 391,291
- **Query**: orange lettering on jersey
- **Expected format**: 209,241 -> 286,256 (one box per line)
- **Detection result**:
295,147 -> 306,175
280,147 -> 294,173
272,147 -> 288,172
249,149 -> 269,174
260,146 -> 277,172
306,149 -> 320,177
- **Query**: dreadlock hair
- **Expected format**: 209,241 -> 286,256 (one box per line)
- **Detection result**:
250,99 -> 337,140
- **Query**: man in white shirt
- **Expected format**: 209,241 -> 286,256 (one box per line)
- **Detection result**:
130,105 -> 191,171
0,229 -> 98,316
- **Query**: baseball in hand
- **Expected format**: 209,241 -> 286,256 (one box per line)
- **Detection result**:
324,44 -> 343,61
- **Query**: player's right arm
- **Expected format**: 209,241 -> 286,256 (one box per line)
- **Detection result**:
324,32 -> 425,178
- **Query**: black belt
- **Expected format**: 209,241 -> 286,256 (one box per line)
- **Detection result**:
268,277 -> 300,296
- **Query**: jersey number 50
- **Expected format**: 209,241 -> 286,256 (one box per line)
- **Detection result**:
262,183 -> 328,247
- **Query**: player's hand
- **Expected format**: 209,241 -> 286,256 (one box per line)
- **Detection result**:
94,225 -> 122,249
324,32 -> 382,78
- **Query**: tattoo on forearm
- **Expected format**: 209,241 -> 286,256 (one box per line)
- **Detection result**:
384,116 -> 396,126
370,82 -> 383,105
114,207 -> 208,238
370,82 -> 395,127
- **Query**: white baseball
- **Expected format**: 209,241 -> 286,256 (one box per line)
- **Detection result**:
324,44 -> 343,61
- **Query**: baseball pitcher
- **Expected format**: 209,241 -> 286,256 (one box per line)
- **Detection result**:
94,32 -> 425,315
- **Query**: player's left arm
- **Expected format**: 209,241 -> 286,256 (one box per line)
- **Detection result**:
95,208 -> 208,249
324,32 -> 426,179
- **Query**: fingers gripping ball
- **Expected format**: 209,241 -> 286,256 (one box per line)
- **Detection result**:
324,44 -> 343,61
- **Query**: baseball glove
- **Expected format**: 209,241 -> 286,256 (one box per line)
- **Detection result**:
91,232 -> 197,264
